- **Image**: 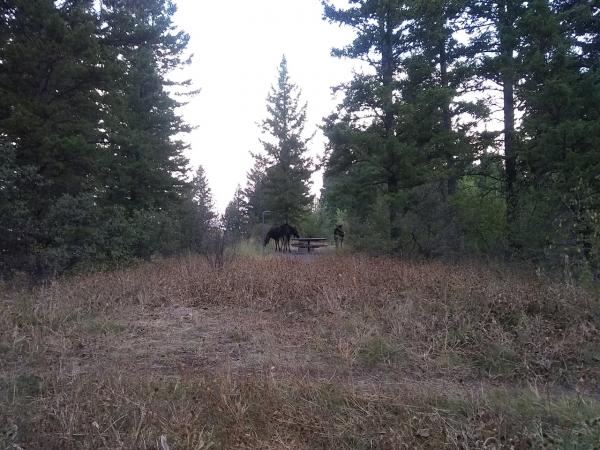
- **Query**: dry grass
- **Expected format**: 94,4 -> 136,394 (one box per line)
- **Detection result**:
1,254 -> 599,449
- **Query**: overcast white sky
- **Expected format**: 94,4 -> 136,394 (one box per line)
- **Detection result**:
172,0 -> 358,213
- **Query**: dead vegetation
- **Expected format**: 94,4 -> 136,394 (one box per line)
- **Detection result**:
1,254 -> 599,449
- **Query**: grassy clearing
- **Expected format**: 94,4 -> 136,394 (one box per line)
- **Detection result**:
1,254 -> 598,448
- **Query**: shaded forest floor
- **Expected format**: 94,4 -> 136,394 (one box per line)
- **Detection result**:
1,254 -> 599,449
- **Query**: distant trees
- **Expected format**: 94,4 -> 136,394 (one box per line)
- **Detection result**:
0,0 -> 209,275
179,166 -> 217,252
223,185 -> 249,242
225,57 -> 315,241
244,156 -> 268,225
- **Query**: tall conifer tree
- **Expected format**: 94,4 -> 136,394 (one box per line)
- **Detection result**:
518,0 -> 599,269
0,0 -> 101,204
0,0 -> 104,272
466,0 -> 527,248
0,0 -> 199,273
322,0 -> 491,253
98,0 -> 191,211
323,0 -> 423,246
250,56 -> 313,224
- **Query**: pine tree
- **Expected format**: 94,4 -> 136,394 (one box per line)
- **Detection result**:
98,0 -> 191,211
252,56 -> 314,224
244,154 -> 268,223
0,0 -> 105,272
395,0 -> 492,252
0,138 -> 43,272
517,0 -> 600,271
556,0 -> 599,70
322,0 -> 407,243
178,166 -> 216,252
0,0 -> 198,273
405,0 -> 487,196
322,0 -> 497,254
0,0 -> 102,204
465,0 -> 528,248
190,165 -> 216,230
223,185 -> 249,242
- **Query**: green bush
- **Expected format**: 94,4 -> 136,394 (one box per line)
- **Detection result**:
454,176 -> 506,255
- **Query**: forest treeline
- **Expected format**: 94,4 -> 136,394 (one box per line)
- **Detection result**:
321,0 -> 599,273
1,0 -> 217,275
1,0 -> 599,278
226,0 -> 599,279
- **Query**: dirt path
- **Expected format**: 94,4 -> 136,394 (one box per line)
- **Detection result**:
51,303 -> 465,398
70,305 -> 352,377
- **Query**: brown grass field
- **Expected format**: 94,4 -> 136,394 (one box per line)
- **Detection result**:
1,253 -> 599,449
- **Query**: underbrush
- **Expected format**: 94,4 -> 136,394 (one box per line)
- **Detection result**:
1,254 -> 598,448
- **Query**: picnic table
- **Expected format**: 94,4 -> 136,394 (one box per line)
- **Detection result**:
290,237 -> 328,253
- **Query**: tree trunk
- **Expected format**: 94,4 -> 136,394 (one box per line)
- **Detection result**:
439,37 -> 457,196
499,0 -> 518,249
388,176 -> 401,242
381,7 -> 400,243
381,17 -> 394,139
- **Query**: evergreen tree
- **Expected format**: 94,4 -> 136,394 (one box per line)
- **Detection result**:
0,138 -> 43,272
244,154 -> 268,224
322,0 -> 498,254
0,0 -> 198,274
98,0 -> 191,211
252,56 -> 314,224
177,165 -> 216,252
466,0 -> 528,248
0,0 -> 102,204
0,0 -> 104,272
223,185 -> 249,242
517,0 -> 600,271
190,165 -> 216,230
322,0 -> 407,243
556,0 -> 599,70
405,0 -> 487,196
322,0 -> 599,266
94,0 -> 195,261
397,0 -> 493,253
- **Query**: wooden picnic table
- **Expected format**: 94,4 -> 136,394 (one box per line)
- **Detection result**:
291,237 -> 328,253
